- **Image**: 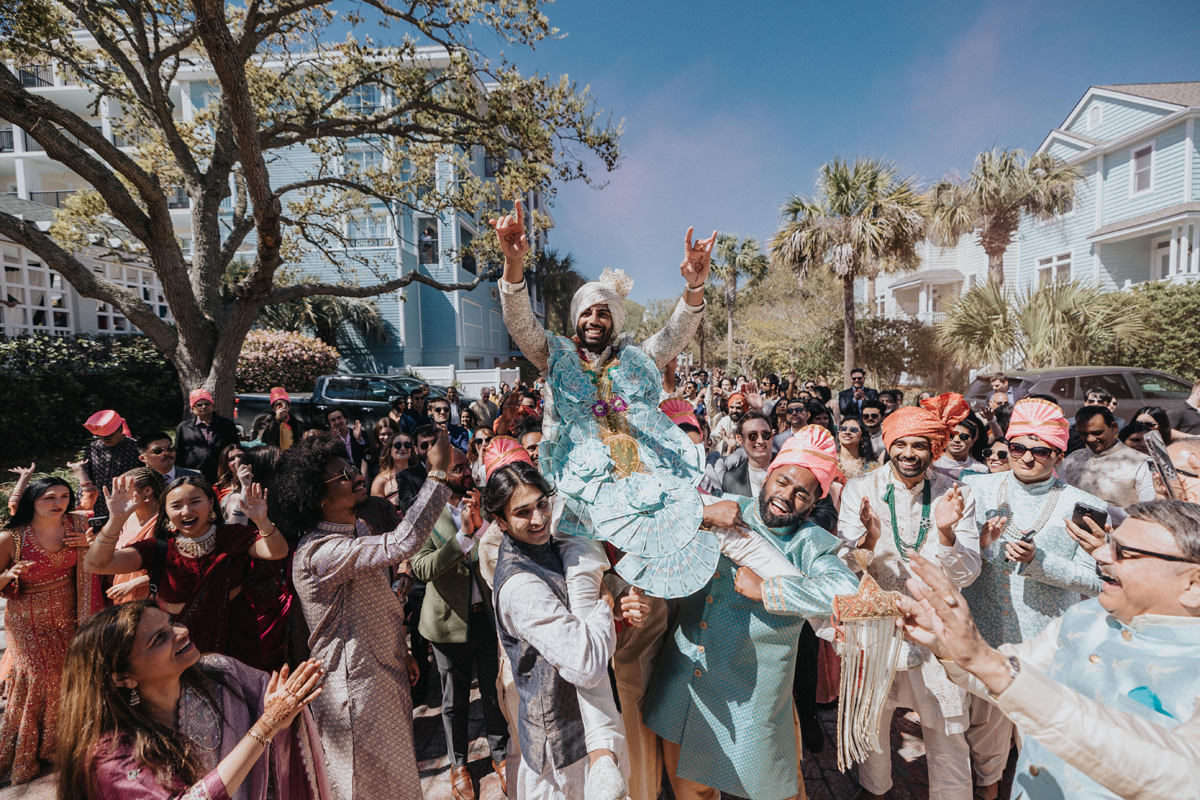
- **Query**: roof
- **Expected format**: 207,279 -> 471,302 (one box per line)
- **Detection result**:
1097,82 -> 1200,108
1047,128 -> 1102,146
1088,202 -> 1200,242
0,193 -> 58,223
889,268 -> 964,292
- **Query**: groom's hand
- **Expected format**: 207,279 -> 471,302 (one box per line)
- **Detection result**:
681,227 -> 717,288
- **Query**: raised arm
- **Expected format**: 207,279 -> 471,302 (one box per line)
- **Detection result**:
642,227 -> 714,368
492,200 -> 550,372
85,475 -> 148,576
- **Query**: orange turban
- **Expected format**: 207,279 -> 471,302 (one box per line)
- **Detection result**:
728,392 -> 746,406
1006,398 -> 1069,451
881,392 -> 970,461
483,436 -> 533,482
83,409 -> 131,437
767,425 -> 843,497
659,398 -> 699,431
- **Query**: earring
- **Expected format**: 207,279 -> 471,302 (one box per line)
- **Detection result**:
129,687 -> 141,706
208,511 -> 217,522
167,521 -> 177,532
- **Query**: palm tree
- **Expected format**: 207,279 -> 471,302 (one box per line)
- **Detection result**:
928,149 -> 1079,286
938,278 -> 1148,369
536,249 -> 585,335
712,234 -> 769,368
770,158 -> 927,383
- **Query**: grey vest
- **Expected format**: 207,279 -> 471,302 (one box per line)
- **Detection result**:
493,535 -> 587,771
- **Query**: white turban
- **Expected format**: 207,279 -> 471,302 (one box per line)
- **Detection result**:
569,268 -> 634,339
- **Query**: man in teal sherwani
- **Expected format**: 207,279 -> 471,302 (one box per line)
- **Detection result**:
643,426 -> 858,800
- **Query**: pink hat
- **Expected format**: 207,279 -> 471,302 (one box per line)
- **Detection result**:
1006,398 -> 1069,451
767,425 -> 843,497
483,436 -> 534,482
269,387 -> 290,406
83,410 -> 131,438
659,398 -> 699,431
189,389 -> 214,407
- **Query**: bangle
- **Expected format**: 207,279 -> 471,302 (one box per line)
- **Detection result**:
246,728 -> 272,749
257,523 -> 280,540
685,282 -> 705,292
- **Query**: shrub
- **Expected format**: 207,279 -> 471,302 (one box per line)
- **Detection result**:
0,334 -> 182,462
237,330 -> 340,393
1098,282 -> 1200,383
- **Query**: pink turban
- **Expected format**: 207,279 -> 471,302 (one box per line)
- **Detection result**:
189,389 -> 214,407
1006,398 -> 1069,451
269,387 -> 290,406
83,410 -> 131,437
881,392 -> 970,461
767,425 -> 842,497
659,398 -> 699,431
483,436 -> 533,482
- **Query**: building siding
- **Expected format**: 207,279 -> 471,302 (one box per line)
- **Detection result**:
1066,94 -> 1173,142
1101,122 -> 1188,224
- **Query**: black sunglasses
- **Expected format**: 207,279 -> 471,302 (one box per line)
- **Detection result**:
743,432 -> 770,442
392,440 -> 412,450
982,448 -> 1009,460
861,413 -> 881,421
323,466 -> 361,484
148,445 -> 176,455
1107,533 -> 1198,565
949,431 -> 973,442
1008,442 -> 1058,462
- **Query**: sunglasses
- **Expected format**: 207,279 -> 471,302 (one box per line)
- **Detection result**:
787,407 -> 807,414
392,440 -> 412,450
862,414 -> 881,421
743,432 -> 770,442
149,445 -> 176,455
417,441 -> 433,451
837,425 -> 862,434
1107,533 -> 1198,565
1008,442 -> 1058,462
949,431 -> 973,442
324,466 -> 361,484
982,448 -> 1009,460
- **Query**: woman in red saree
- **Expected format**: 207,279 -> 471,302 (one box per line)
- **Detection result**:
86,475 -> 288,670
0,477 -> 105,784
57,601 -> 330,800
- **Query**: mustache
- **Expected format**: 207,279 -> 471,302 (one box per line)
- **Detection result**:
1095,562 -> 1118,584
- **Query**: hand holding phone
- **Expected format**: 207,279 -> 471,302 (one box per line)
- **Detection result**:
1071,503 -> 1108,532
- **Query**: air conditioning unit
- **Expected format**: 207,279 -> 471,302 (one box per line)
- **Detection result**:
490,288 -> 498,300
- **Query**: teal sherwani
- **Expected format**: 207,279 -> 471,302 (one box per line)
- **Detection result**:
642,496 -> 857,800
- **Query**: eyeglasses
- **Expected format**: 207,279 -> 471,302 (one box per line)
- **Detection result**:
392,441 -> 412,450
429,406 -> 449,414
743,432 -> 770,442
149,445 -> 176,455
417,441 -> 433,451
837,425 -> 862,435
324,466 -> 361,484
949,431 -> 973,442
1008,442 -> 1058,462
862,413 -> 881,421
982,448 -> 1009,460
1107,533 -> 1198,565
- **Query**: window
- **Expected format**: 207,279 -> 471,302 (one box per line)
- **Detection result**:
484,153 -> 505,178
1153,238 -> 1172,280
418,221 -> 439,264
1087,105 -> 1102,132
1083,373 -> 1134,400
93,263 -> 170,333
348,215 -> 391,248
490,308 -> 502,349
1133,372 -> 1192,399
346,85 -> 383,115
1036,253 -> 1071,286
345,146 -> 383,174
1,258 -> 73,335
462,299 -> 483,348
1131,144 -> 1153,194
323,377 -> 364,401
1037,377 -> 1077,401
364,379 -> 396,400
460,226 -> 476,275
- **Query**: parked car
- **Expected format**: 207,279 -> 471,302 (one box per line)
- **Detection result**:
234,374 -> 466,437
963,366 -> 1194,421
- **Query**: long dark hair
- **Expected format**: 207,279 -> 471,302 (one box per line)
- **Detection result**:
57,601 -> 227,800
154,477 -> 224,539
482,462 -> 555,522
213,443 -> 246,494
1134,406 -> 1173,445
5,477 -> 74,530
839,416 -> 875,461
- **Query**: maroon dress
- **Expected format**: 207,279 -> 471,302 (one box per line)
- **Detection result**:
131,524 -> 265,669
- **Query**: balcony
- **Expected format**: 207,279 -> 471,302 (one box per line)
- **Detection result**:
17,65 -> 54,88
0,130 -> 12,153
165,186 -> 189,209
347,237 -> 392,248
28,190 -> 76,209
20,124 -> 105,152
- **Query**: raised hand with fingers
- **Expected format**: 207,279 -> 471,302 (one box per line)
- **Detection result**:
681,227 -> 718,289
743,381 -> 763,411
8,463 -> 35,481
979,514 -> 1008,548
103,474 -> 141,521
934,485 -> 966,541
489,199 -> 530,266
243,483 -> 270,526
261,659 -> 325,732
859,497 -> 882,550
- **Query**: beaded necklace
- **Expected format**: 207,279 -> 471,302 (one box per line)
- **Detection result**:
883,479 -> 932,562
174,525 -> 216,559
994,474 -> 1064,543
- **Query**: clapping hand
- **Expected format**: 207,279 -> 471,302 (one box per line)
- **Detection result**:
859,497 -> 882,550
352,419 -> 363,441
489,200 -> 530,263
979,515 -> 1007,548
935,486 -> 966,537
103,474 -> 141,520
680,227 -> 717,288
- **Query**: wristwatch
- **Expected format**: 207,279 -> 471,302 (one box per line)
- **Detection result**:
988,654 -> 1021,698
428,469 -> 448,483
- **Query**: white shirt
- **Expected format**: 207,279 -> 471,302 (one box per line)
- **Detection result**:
748,464 -> 767,498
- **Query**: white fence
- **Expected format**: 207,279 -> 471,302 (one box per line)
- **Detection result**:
393,365 -> 521,399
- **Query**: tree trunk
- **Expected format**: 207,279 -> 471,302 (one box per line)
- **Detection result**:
699,316 -> 706,369
866,275 -> 877,316
726,298 -> 735,370
842,275 -> 857,385
988,249 -> 1006,286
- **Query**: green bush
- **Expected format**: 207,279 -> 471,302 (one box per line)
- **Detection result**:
1100,282 -> 1200,382
0,334 -> 183,462
237,329 -> 340,393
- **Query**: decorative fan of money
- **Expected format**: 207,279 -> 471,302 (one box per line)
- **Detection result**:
831,558 -> 906,772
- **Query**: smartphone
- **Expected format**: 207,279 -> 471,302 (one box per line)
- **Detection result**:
1072,503 -> 1108,531
1019,529 -> 1036,543
1144,430 -> 1176,499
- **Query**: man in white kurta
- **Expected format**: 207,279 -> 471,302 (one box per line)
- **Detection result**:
836,393 -> 981,800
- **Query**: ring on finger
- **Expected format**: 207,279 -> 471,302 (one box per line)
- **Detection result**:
942,595 -> 959,608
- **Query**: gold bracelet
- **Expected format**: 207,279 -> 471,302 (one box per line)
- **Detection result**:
259,523 -> 280,539
246,728 -> 272,749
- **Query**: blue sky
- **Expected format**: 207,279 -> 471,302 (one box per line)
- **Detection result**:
481,0 -> 1200,301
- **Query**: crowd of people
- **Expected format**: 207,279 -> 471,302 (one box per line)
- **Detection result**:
1,202 -> 1199,800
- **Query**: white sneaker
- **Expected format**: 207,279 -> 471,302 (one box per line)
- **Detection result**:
584,754 -> 627,800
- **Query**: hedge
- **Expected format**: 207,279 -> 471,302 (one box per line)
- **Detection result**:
236,329 -> 340,393
0,334 -> 183,462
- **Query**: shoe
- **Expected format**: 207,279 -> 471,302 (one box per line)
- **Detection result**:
492,759 -> 507,796
584,754 -> 627,800
800,713 -> 825,754
450,765 -> 475,800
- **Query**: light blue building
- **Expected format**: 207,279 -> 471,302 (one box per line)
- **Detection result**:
863,81 -> 1200,323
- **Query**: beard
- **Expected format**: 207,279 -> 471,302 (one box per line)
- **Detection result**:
758,491 -> 809,529
576,321 -> 613,352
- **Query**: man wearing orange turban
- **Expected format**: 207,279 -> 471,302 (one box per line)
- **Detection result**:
836,393 -> 981,800
644,426 -> 857,800
956,398 -> 1104,799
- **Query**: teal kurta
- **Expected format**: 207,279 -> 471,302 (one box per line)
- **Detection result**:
959,471 -> 1104,647
642,496 -> 857,800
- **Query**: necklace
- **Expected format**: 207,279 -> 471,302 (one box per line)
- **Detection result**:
994,474 -> 1064,545
884,478 -> 932,561
174,525 -> 216,559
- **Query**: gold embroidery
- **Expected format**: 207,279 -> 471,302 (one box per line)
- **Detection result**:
589,357 -> 644,478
